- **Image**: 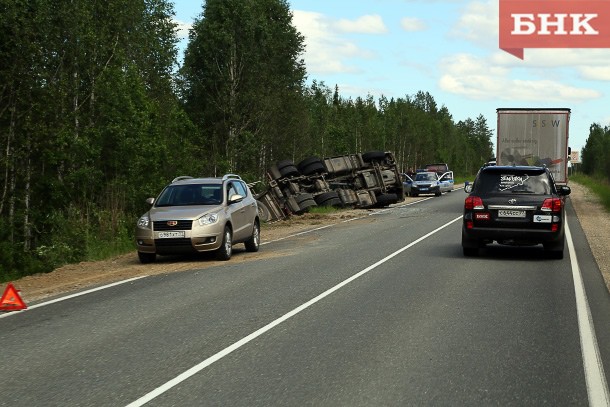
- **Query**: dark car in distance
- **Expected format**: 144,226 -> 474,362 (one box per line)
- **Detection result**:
462,165 -> 571,258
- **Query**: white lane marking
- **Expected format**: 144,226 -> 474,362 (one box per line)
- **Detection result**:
261,196 -> 434,245
125,215 -> 464,407
566,220 -> 610,406
0,277 -> 148,319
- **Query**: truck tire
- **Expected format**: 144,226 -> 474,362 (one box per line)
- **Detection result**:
374,193 -> 399,207
362,151 -> 386,163
279,165 -> 299,178
314,191 -> 342,207
295,193 -> 317,213
256,200 -> 271,222
277,160 -> 300,178
297,157 -> 326,176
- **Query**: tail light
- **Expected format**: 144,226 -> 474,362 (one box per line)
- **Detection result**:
542,198 -> 562,213
465,196 -> 484,210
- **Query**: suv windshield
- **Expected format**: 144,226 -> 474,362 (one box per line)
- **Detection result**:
475,170 -> 552,195
155,184 -> 223,206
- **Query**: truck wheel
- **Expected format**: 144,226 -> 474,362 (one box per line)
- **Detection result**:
314,191 -> 342,207
375,193 -> 399,207
294,193 -> 317,213
256,200 -> 271,222
362,151 -> 386,163
297,157 -> 326,175
279,165 -> 299,178
277,160 -> 300,178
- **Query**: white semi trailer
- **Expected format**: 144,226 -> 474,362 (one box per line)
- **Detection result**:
496,108 -> 570,185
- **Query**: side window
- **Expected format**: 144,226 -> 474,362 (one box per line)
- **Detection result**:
227,182 -> 237,199
235,181 -> 248,197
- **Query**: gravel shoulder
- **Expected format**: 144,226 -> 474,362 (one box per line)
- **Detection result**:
3,183 -> 609,304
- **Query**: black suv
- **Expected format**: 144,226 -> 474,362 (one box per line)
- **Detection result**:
462,165 -> 571,258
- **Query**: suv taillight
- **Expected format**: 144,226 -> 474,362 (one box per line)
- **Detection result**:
465,196 -> 484,210
542,198 -> 562,213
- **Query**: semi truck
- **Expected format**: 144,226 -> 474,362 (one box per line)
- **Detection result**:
253,151 -> 405,222
496,108 -> 570,184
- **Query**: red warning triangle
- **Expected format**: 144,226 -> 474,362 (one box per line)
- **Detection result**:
0,283 -> 27,311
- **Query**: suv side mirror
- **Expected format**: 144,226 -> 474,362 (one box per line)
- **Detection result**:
146,197 -> 155,205
229,194 -> 244,204
558,185 -> 571,196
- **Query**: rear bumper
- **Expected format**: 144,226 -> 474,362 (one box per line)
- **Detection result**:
462,224 -> 565,247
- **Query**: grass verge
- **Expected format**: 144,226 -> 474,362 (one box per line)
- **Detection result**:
571,173 -> 610,212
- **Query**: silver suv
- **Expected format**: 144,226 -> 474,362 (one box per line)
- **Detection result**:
135,174 -> 260,263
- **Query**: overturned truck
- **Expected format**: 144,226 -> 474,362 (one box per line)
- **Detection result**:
254,151 -> 405,222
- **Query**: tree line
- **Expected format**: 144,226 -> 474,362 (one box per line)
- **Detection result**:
581,124 -> 610,180
1,0 -> 496,280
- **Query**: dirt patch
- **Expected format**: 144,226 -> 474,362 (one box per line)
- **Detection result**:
2,187 -> 609,304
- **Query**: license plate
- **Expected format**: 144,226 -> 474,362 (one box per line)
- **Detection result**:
498,210 -> 526,218
158,231 -> 185,238
420,188 -> 428,191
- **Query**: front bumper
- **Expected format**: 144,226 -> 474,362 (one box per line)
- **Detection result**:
135,225 -> 224,254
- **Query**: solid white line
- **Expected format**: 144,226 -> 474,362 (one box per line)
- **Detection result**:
566,220 -> 610,406
125,215 -> 464,407
0,276 -> 148,319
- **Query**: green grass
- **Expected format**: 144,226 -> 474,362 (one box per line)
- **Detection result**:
308,205 -> 341,214
570,173 -> 610,212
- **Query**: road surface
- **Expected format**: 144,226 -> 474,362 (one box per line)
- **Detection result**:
1,190 -> 609,406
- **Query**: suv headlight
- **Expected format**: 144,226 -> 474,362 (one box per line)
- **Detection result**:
199,213 -> 219,226
137,215 -> 150,228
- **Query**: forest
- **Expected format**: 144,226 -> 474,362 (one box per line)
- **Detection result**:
1,0 -> 607,281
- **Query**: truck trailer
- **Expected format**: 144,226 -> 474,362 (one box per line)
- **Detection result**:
496,108 -> 570,185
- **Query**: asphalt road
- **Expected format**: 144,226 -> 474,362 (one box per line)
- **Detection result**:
2,190 -> 610,406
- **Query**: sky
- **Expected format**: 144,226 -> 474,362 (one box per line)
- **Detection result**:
172,0 -> 610,154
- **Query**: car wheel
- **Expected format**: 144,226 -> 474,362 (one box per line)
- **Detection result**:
544,239 -> 564,259
138,251 -> 156,264
435,190 -> 442,197
216,226 -> 233,260
245,221 -> 260,252
463,247 -> 479,256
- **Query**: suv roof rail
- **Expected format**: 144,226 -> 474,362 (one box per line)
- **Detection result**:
222,174 -> 242,181
171,176 -> 193,183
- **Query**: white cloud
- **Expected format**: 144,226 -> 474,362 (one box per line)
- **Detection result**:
336,15 -> 388,34
451,0 -> 498,48
400,17 -> 427,32
292,10 -> 379,75
174,19 -> 191,39
438,53 -> 602,102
